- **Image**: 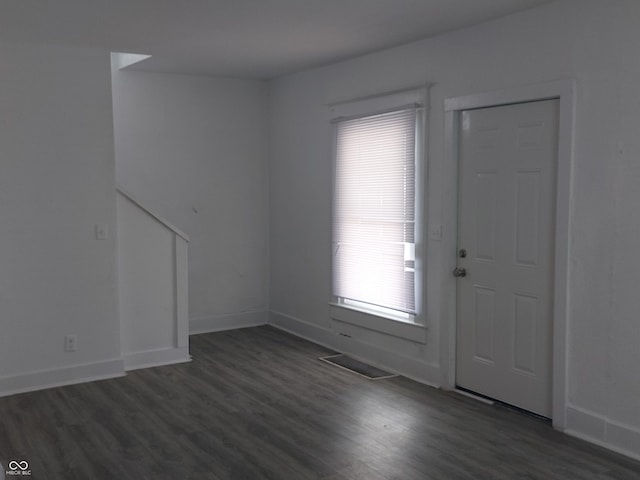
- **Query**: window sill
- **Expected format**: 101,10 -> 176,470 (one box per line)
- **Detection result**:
329,303 -> 427,344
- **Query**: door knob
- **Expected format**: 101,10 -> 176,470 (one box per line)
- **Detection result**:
453,267 -> 467,278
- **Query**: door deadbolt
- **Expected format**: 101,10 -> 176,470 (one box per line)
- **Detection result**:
458,248 -> 467,258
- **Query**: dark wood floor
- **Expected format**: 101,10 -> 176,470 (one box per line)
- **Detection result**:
0,326 -> 638,479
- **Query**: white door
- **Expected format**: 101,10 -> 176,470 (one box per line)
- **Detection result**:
456,99 -> 558,417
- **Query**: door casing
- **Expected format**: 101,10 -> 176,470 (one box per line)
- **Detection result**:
440,79 -> 575,431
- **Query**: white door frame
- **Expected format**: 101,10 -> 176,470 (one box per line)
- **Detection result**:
440,79 -> 575,430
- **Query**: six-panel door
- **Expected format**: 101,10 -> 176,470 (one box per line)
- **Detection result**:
456,99 -> 559,417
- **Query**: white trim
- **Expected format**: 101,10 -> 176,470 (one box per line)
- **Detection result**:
415,85 -> 430,327
566,405 -> 640,462
441,79 -> 575,432
0,358 -> 125,398
444,80 -> 570,112
189,310 -> 267,335
329,85 -> 430,328
326,83 -> 433,108
330,102 -> 422,124
329,303 -> 427,344
123,346 -> 191,371
268,310 -> 336,347
116,187 -> 190,242
268,310 -> 440,387
338,298 -> 415,322
175,236 -> 189,348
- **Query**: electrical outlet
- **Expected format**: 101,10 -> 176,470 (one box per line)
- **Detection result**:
64,335 -> 77,352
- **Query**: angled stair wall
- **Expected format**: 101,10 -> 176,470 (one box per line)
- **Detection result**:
116,187 -> 190,370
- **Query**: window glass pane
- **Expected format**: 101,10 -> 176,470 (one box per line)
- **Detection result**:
332,107 -> 416,314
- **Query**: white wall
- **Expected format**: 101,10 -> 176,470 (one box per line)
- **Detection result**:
0,42 -> 124,394
112,70 -> 269,333
268,0 -> 640,459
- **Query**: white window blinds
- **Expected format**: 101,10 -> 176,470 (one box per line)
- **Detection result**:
332,106 -> 417,314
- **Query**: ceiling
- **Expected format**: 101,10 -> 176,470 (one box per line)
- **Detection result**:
0,0 -> 555,79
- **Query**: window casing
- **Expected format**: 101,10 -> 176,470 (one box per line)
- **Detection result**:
332,101 -> 423,324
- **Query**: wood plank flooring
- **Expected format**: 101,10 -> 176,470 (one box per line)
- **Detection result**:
0,326 -> 638,479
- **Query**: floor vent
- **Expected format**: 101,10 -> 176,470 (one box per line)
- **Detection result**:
319,354 -> 397,380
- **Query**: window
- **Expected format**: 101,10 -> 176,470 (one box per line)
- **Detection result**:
332,101 -> 423,323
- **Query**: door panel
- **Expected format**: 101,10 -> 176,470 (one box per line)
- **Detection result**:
515,171 -> 541,266
456,99 -> 558,417
474,173 -> 498,261
473,287 -> 496,364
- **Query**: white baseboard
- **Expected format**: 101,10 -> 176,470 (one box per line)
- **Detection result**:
566,405 -> 640,461
123,346 -> 191,371
0,358 -> 125,398
268,310 -> 441,387
189,310 -> 268,335
269,310 -> 336,349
